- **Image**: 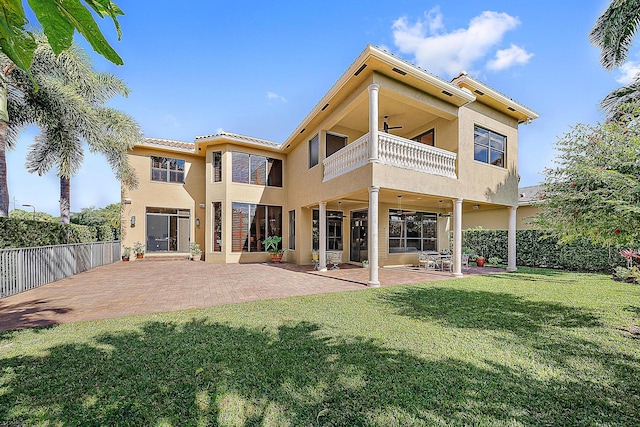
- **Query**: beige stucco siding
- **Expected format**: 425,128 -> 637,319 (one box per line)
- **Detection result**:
456,102 -> 519,206
122,147 -> 206,255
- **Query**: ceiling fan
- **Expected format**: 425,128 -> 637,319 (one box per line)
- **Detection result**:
393,195 -> 416,216
327,201 -> 350,219
383,115 -> 402,133
438,200 -> 452,218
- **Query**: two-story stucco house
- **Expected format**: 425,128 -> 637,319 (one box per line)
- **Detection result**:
121,45 -> 538,286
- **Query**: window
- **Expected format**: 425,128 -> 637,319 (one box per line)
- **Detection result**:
309,134 -> 319,168
151,156 -> 185,183
326,133 -> 347,157
212,151 -> 222,182
231,203 -> 282,252
412,129 -> 434,146
474,126 -> 505,167
267,158 -> 283,187
388,210 -> 437,253
312,210 -> 343,250
212,201 -> 222,252
232,152 -> 282,186
288,210 -> 295,250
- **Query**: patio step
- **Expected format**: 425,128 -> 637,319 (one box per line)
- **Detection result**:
139,254 -> 191,262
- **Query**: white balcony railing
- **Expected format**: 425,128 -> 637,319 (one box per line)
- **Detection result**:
322,132 -> 457,182
323,133 -> 370,182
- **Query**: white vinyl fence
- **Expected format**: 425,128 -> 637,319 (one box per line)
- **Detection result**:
0,241 -> 121,298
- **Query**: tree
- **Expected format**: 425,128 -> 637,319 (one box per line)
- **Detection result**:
590,0 -> 640,116
0,0 -> 126,218
9,208 -> 56,222
0,0 -> 124,74
533,103 -> 640,246
5,34 -> 140,223
71,203 -> 121,237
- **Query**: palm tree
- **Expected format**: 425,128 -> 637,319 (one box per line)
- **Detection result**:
590,0 -> 640,116
5,34 -> 140,223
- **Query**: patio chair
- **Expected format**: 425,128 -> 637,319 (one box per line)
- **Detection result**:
438,255 -> 453,272
326,251 -> 342,270
418,252 -> 438,270
461,253 -> 469,268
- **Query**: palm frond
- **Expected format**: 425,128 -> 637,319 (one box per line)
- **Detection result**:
589,0 -> 640,69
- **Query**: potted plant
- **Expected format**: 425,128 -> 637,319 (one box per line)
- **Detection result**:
362,259 -> 370,268
122,246 -> 131,262
475,255 -> 486,267
190,242 -> 202,261
133,241 -> 145,259
263,235 -> 284,262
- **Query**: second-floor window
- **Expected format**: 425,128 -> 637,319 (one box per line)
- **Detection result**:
212,151 -> 222,182
151,156 -> 185,183
232,152 -> 282,187
474,126 -> 505,167
309,134 -> 319,168
412,129 -> 435,146
326,133 -> 347,157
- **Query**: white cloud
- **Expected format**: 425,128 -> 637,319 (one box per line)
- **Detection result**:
616,61 -> 640,84
267,91 -> 287,103
487,44 -> 533,70
164,114 -> 180,128
392,9 -> 529,77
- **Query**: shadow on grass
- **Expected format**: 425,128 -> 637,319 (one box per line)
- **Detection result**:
0,299 -> 70,332
380,287 -> 601,333
1,318 -> 638,426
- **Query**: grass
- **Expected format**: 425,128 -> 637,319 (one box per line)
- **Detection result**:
1,267 -> 639,426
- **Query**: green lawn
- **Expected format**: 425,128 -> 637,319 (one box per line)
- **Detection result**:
1,268 -> 639,426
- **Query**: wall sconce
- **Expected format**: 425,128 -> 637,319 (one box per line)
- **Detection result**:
196,218 -> 200,226
130,216 -> 136,227
199,203 -> 205,208
123,198 -> 132,204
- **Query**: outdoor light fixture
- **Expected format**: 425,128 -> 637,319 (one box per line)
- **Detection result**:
130,216 -> 136,227
199,203 -> 205,208
123,198 -> 132,204
196,218 -> 200,226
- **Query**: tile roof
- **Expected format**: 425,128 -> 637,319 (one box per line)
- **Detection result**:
519,185 -> 543,205
195,131 -> 281,148
141,137 -> 196,152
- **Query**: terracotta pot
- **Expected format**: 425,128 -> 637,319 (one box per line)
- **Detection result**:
122,256 -> 130,262
136,253 -> 144,259
270,253 -> 283,263
475,257 -> 486,267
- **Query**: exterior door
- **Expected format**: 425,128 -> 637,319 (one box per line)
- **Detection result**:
350,210 -> 368,263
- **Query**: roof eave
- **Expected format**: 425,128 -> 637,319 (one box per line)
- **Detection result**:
451,74 -> 539,122
283,45 -> 476,148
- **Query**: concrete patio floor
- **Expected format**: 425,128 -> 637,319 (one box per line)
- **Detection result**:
0,259 -> 504,331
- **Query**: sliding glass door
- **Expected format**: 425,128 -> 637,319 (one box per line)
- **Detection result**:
146,208 -> 190,252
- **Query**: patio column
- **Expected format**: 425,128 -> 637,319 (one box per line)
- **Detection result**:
319,201 -> 327,271
368,186 -> 380,287
507,206 -> 517,272
452,198 -> 463,277
368,84 -> 380,162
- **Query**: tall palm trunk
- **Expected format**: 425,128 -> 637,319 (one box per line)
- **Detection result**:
60,176 -> 71,223
0,122 -> 8,217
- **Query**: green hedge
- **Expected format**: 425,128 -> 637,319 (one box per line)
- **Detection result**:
0,218 -> 115,248
463,229 -> 626,272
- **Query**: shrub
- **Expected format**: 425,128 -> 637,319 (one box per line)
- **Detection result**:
463,229 -> 627,273
0,218 -> 115,248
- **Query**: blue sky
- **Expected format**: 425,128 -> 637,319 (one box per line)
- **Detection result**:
8,0 -> 638,215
